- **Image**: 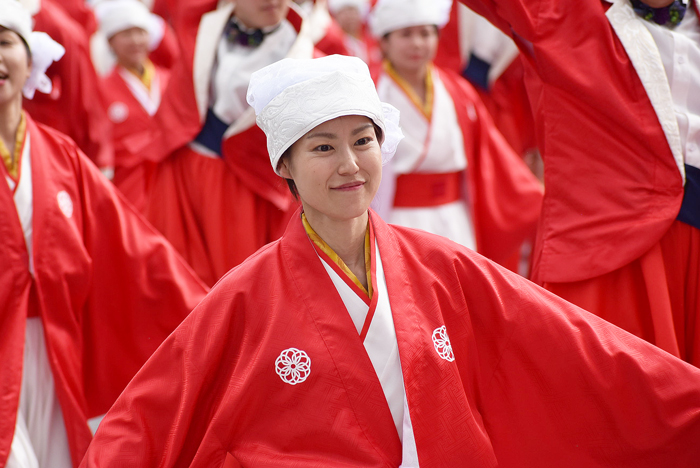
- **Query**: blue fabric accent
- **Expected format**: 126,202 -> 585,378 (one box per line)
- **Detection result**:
462,53 -> 491,91
677,164 -> 700,230
193,108 -> 227,156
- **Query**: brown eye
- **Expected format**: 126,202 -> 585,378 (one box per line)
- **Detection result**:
315,144 -> 333,152
355,137 -> 371,146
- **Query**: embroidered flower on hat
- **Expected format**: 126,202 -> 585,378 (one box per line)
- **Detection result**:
432,326 -> 454,362
275,348 -> 311,385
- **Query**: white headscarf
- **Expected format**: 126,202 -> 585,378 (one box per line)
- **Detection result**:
0,0 -> 65,99
368,0 -> 453,38
247,55 -> 403,176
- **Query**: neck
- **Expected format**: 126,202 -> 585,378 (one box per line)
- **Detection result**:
304,209 -> 368,278
121,61 -> 145,76
392,63 -> 429,99
0,98 -> 23,152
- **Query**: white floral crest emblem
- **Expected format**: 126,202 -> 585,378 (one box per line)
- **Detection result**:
275,348 -> 311,385
432,326 -> 455,362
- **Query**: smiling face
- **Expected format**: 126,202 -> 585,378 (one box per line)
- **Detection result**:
233,0 -> 290,30
380,24 -> 438,75
278,115 -> 383,224
0,27 -> 30,109
108,27 -> 150,71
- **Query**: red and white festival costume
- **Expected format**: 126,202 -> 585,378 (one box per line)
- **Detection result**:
82,210 -> 700,467
374,62 -> 542,269
457,0 -> 700,364
0,114 -> 208,468
22,0 -> 114,171
101,63 -> 170,213
436,2 -> 536,157
143,2 -> 328,286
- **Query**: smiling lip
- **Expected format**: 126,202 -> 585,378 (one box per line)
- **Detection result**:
332,181 -> 365,191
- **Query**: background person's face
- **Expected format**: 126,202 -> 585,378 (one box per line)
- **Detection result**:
380,24 -> 438,74
234,0 -> 290,30
109,27 -> 150,71
334,6 -> 363,36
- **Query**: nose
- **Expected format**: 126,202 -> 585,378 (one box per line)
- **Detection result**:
337,144 -> 360,175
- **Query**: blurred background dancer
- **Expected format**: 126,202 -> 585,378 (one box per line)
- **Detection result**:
370,0 -> 542,272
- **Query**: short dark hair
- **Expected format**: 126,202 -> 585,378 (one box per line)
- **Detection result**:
278,122 -> 383,201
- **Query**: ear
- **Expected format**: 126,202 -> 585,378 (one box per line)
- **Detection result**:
277,157 -> 293,179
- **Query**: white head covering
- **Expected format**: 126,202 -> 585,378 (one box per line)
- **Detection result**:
369,0 -> 453,38
0,0 -> 32,47
0,0 -> 65,99
94,0 -> 163,42
247,55 -> 403,176
328,0 -> 370,17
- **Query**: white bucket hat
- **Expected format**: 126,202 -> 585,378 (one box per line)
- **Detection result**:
247,55 -> 403,176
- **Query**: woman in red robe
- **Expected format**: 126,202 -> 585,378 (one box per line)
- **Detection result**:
82,55 -> 700,467
0,4 -> 207,467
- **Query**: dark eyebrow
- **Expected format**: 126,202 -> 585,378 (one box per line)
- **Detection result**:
351,123 -> 374,136
306,123 -> 374,140
306,131 -> 336,140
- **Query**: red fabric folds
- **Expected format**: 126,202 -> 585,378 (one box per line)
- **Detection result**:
81,210 -> 700,467
0,115 -> 208,467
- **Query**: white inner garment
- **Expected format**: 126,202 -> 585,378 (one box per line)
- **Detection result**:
642,5 -> 700,169
318,240 -> 419,466
118,65 -> 162,116
6,320 -> 72,468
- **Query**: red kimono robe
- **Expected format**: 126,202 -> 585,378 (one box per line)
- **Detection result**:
82,209 -> 700,467
455,0 -> 685,284
101,65 -> 171,213
454,0 -> 700,364
24,0 -> 114,170
0,115 -> 208,467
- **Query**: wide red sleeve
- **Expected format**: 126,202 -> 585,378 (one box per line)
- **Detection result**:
79,273 -> 244,467
70,143 -> 209,417
385,226 -> 700,466
461,253 -> 700,466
